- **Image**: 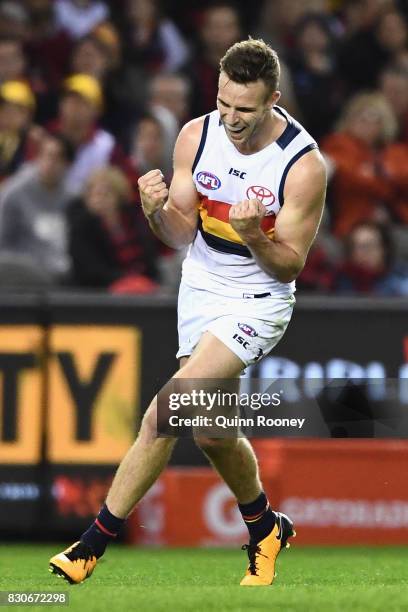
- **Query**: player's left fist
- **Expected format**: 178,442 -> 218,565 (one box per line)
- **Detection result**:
229,199 -> 266,241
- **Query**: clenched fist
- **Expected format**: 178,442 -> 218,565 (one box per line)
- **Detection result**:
138,169 -> 169,218
229,199 -> 266,242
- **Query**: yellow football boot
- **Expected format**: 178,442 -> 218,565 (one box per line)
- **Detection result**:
240,512 -> 296,586
49,541 -> 97,584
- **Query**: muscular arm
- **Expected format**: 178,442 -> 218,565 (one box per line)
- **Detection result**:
138,119 -> 202,249
230,150 -> 327,283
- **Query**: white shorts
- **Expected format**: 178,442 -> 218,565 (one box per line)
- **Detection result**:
176,281 -> 296,366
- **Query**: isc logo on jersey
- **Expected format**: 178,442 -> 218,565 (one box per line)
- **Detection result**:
197,171 -> 221,190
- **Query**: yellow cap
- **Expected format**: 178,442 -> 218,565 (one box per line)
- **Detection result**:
93,22 -> 120,52
63,74 -> 103,110
0,80 -> 35,109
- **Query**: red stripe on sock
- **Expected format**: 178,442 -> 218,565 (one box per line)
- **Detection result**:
242,503 -> 270,522
95,518 -> 117,537
242,510 -> 264,521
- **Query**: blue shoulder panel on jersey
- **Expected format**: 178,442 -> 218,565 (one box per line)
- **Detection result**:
276,123 -> 301,149
192,114 -> 210,173
274,106 -> 301,150
278,143 -> 318,205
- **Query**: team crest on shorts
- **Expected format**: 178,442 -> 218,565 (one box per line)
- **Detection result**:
196,171 -> 221,190
238,323 -> 258,337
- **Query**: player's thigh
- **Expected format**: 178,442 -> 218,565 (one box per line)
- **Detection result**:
176,330 -> 245,379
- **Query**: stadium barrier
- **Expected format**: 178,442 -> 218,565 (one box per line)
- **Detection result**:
128,440 -> 408,546
0,291 -> 407,544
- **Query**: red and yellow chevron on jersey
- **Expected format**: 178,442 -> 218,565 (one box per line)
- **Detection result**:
199,195 -> 276,245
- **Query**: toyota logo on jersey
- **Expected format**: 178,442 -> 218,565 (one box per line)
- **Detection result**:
246,185 -> 275,205
197,171 -> 221,190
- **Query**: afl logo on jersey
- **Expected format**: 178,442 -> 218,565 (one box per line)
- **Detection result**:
197,171 -> 221,190
246,185 -> 275,206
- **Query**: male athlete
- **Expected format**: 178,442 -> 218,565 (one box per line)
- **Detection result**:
49,39 -> 326,586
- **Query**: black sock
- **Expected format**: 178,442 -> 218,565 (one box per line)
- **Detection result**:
81,503 -> 125,558
238,492 -> 276,544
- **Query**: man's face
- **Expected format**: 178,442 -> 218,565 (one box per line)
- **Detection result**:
348,106 -> 383,146
133,118 -> 164,166
59,92 -> 98,127
201,7 -> 241,55
150,76 -> 189,122
350,226 -> 385,271
37,138 -> 68,185
86,177 -> 118,216
217,71 -> 279,147
0,42 -> 25,82
0,102 -> 31,132
71,39 -> 109,78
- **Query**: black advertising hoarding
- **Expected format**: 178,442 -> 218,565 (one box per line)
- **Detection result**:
0,292 -> 406,535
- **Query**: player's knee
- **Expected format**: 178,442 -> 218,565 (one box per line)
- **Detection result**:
194,436 -> 238,454
138,398 -> 159,442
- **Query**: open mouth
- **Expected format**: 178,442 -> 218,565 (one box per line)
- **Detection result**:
227,126 -> 245,136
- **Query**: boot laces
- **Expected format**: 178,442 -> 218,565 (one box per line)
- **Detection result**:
241,543 -> 268,576
66,542 -> 94,567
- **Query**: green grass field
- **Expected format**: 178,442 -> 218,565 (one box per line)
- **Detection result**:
0,545 -> 407,611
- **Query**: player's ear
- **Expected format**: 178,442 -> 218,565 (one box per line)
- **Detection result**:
266,90 -> 281,110
270,90 -> 281,107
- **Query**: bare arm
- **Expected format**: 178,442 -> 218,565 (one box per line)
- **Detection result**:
229,149 -> 327,283
138,118 -> 203,249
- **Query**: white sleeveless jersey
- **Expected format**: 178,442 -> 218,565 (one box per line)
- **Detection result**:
181,106 -> 318,297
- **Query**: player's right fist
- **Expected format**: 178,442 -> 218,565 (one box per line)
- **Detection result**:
138,169 -> 169,218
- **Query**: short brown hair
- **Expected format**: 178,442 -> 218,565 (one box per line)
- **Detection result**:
220,38 -> 280,94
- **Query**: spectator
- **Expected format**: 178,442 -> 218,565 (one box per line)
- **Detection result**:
338,4 -> 408,94
375,7 -> 408,66
130,114 -> 169,176
119,0 -> 190,73
185,2 -> 241,117
70,33 -> 110,80
287,12 -> 344,141
24,0 -> 72,90
148,73 -> 192,126
0,1 -> 29,41
0,132 -> 74,282
321,92 -> 396,237
255,0 -> 337,54
0,37 -> 26,84
379,63 -> 408,142
0,80 -> 39,181
296,242 -> 337,292
145,73 -> 190,164
50,73 -> 138,195
382,139 -> 408,224
55,0 -> 109,40
68,165 -> 158,291
69,27 -> 146,140
334,221 -> 408,295
129,112 -> 183,291
340,0 -> 394,35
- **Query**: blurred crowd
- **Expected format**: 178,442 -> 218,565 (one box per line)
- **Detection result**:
0,0 -> 407,296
